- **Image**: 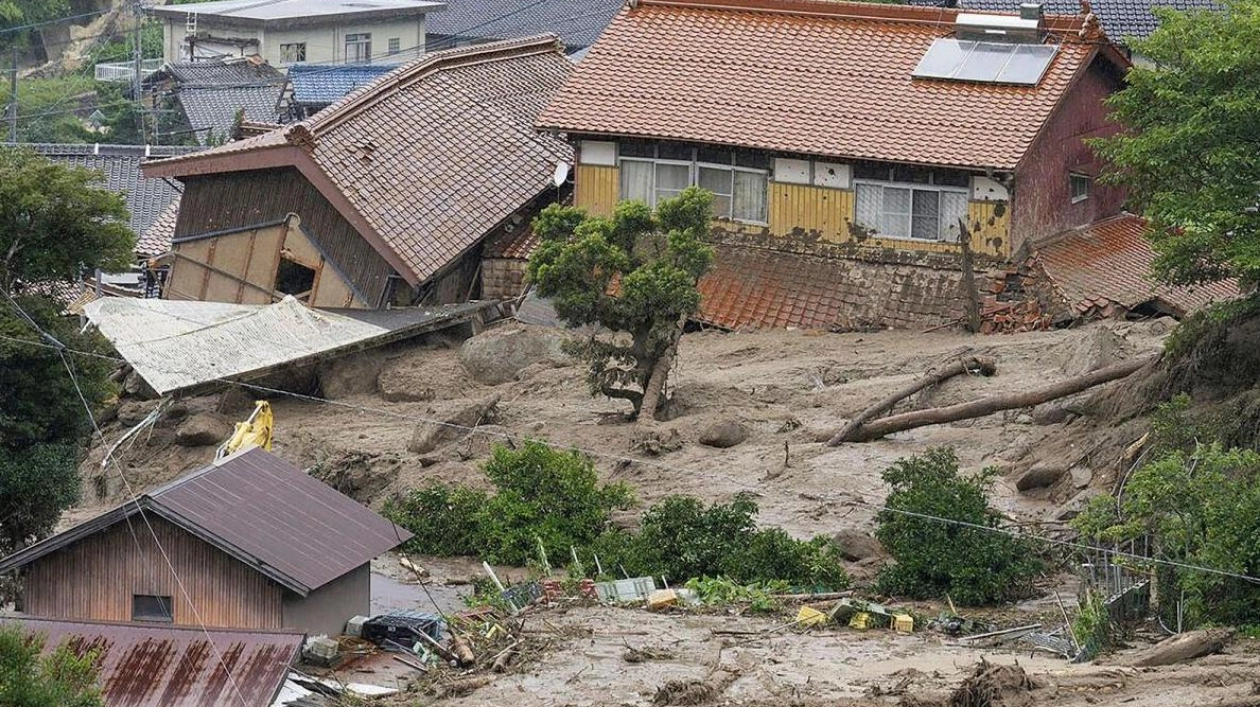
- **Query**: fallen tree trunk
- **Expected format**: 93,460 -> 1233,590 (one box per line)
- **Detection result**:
828,356 -> 997,446
836,354 -> 1157,443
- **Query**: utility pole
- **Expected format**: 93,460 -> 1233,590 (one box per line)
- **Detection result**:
6,50 -> 16,143
132,0 -> 146,143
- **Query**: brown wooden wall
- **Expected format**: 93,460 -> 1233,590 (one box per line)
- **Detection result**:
175,167 -> 397,306
24,514 -> 284,630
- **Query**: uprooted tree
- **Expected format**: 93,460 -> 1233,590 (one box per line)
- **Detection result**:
527,187 -> 714,420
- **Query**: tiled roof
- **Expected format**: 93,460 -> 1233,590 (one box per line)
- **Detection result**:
0,617 -> 301,707
288,64 -> 395,106
22,143 -> 196,242
148,36 -> 574,285
907,0 -> 1220,41
139,199 -> 181,257
483,224 -> 539,259
697,244 -> 966,330
151,57 -> 285,87
539,0 -> 1124,170
178,85 -> 285,145
1034,214 -> 1239,315
0,447 -> 412,595
427,0 -> 623,50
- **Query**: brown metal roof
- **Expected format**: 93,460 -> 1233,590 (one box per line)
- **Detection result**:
0,448 -> 412,595
145,36 -> 574,286
0,616 -> 301,707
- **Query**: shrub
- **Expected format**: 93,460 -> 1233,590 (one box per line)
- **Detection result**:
0,624 -> 102,707
385,441 -> 632,566
875,448 -> 1045,606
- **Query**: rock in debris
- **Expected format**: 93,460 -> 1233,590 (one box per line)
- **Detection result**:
831,529 -> 884,562
458,324 -> 571,385
697,419 -> 748,448
1015,461 -> 1068,492
408,395 -> 501,454
377,366 -> 436,403
1125,628 -> 1234,667
122,370 -> 159,400
117,399 -> 161,427
174,412 -> 233,447
317,350 -> 384,399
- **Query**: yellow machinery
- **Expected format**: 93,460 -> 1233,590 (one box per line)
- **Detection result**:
216,401 -> 274,460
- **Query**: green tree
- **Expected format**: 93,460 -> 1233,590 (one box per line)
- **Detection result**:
0,0 -> 70,53
527,187 -> 714,420
0,624 -> 102,707
0,147 -> 134,290
1090,0 -> 1260,289
875,448 -> 1045,605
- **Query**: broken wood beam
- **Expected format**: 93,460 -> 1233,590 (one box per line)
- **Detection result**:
836,354 -> 1157,443
828,356 -> 997,446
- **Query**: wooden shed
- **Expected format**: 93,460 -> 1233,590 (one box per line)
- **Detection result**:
0,448 -> 412,638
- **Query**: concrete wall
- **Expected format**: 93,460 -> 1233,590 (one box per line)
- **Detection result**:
162,16 -> 425,66
282,563 -> 370,638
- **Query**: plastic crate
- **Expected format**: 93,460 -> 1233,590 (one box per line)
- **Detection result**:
594,576 -> 657,603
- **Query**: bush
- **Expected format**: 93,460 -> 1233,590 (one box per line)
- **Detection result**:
875,448 -> 1045,606
0,624 -> 102,707
385,441 -> 632,566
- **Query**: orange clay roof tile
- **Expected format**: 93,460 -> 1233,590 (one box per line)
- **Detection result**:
1035,214 -> 1239,315
538,0 -> 1117,170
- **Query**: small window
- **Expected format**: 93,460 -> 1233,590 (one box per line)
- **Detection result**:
1070,173 -> 1091,203
387,37 -> 401,55
345,33 -> 372,64
280,43 -> 306,63
133,595 -> 173,623
275,258 -> 316,299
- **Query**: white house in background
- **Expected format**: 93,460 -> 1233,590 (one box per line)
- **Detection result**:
151,0 -> 446,67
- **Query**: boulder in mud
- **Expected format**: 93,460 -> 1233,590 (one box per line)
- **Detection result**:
1059,326 -> 1131,377
408,395 -> 500,454
317,350 -> 383,399
831,529 -> 884,562
122,370 -> 158,400
458,325 -> 570,385
697,419 -> 748,448
1015,462 -> 1068,492
175,412 -> 232,447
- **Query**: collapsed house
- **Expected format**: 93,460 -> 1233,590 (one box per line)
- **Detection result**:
141,36 -> 574,310
0,447 -> 411,638
534,0 -> 1154,329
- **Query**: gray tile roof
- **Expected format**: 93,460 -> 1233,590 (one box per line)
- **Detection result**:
905,0 -> 1221,41
152,58 -> 286,87
288,64 -> 396,107
22,143 -> 198,244
426,0 -> 622,51
178,84 -> 286,145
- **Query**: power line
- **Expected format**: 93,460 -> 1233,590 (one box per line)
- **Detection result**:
2,325 -> 1259,587
0,9 -> 110,36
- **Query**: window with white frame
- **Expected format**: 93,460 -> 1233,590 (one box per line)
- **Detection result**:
853,164 -> 970,241
280,42 -> 306,63
1070,173 -> 1091,203
388,37 -> 401,55
618,143 -> 769,223
345,33 -> 372,63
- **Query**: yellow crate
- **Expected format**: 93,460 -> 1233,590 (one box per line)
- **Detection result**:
796,606 -> 828,627
893,614 -> 914,634
848,612 -> 872,630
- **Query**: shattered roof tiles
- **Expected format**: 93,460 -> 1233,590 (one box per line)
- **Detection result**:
538,0 -> 1122,170
179,85 -> 285,146
0,617 -> 300,707
1034,213 -> 1239,315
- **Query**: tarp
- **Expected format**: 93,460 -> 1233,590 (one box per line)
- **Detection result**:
84,296 -> 489,394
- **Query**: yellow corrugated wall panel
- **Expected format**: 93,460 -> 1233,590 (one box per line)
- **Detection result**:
967,200 -> 1011,258
575,165 -> 619,218
768,183 -> 854,242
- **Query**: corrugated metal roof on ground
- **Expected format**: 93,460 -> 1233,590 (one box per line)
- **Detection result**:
538,0 -> 1125,170
0,616 -> 301,707
1034,213 -> 1239,315
82,296 -> 490,394
0,447 -> 413,595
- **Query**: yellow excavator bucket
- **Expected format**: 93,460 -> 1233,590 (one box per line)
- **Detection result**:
216,401 -> 274,460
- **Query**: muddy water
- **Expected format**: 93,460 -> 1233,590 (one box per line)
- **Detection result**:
371,572 -> 468,615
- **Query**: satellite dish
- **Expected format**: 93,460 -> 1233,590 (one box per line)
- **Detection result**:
553,160 -> 571,187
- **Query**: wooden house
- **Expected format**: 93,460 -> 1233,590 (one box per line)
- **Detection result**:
142,36 -> 574,310
0,448 -> 411,638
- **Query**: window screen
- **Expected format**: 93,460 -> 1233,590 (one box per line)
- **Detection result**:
133,595 -> 173,622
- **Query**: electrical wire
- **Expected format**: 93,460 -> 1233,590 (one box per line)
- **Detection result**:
2,325 -> 1259,587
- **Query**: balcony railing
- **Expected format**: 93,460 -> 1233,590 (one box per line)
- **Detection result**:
95,59 -> 163,83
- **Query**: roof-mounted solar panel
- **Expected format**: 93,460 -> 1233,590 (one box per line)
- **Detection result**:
912,38 -> 1057,86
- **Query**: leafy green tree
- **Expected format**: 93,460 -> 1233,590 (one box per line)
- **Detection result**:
0,0 -> 70,53
527,187 -> 714,420
875,448 -> 1045,605
1090,0 -> 1260,289
0,147 -> 134,290
0,624 -> 102,707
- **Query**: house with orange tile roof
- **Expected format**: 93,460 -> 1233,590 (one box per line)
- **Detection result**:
141,36 -> 573,309
537,0 -> 1138,329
